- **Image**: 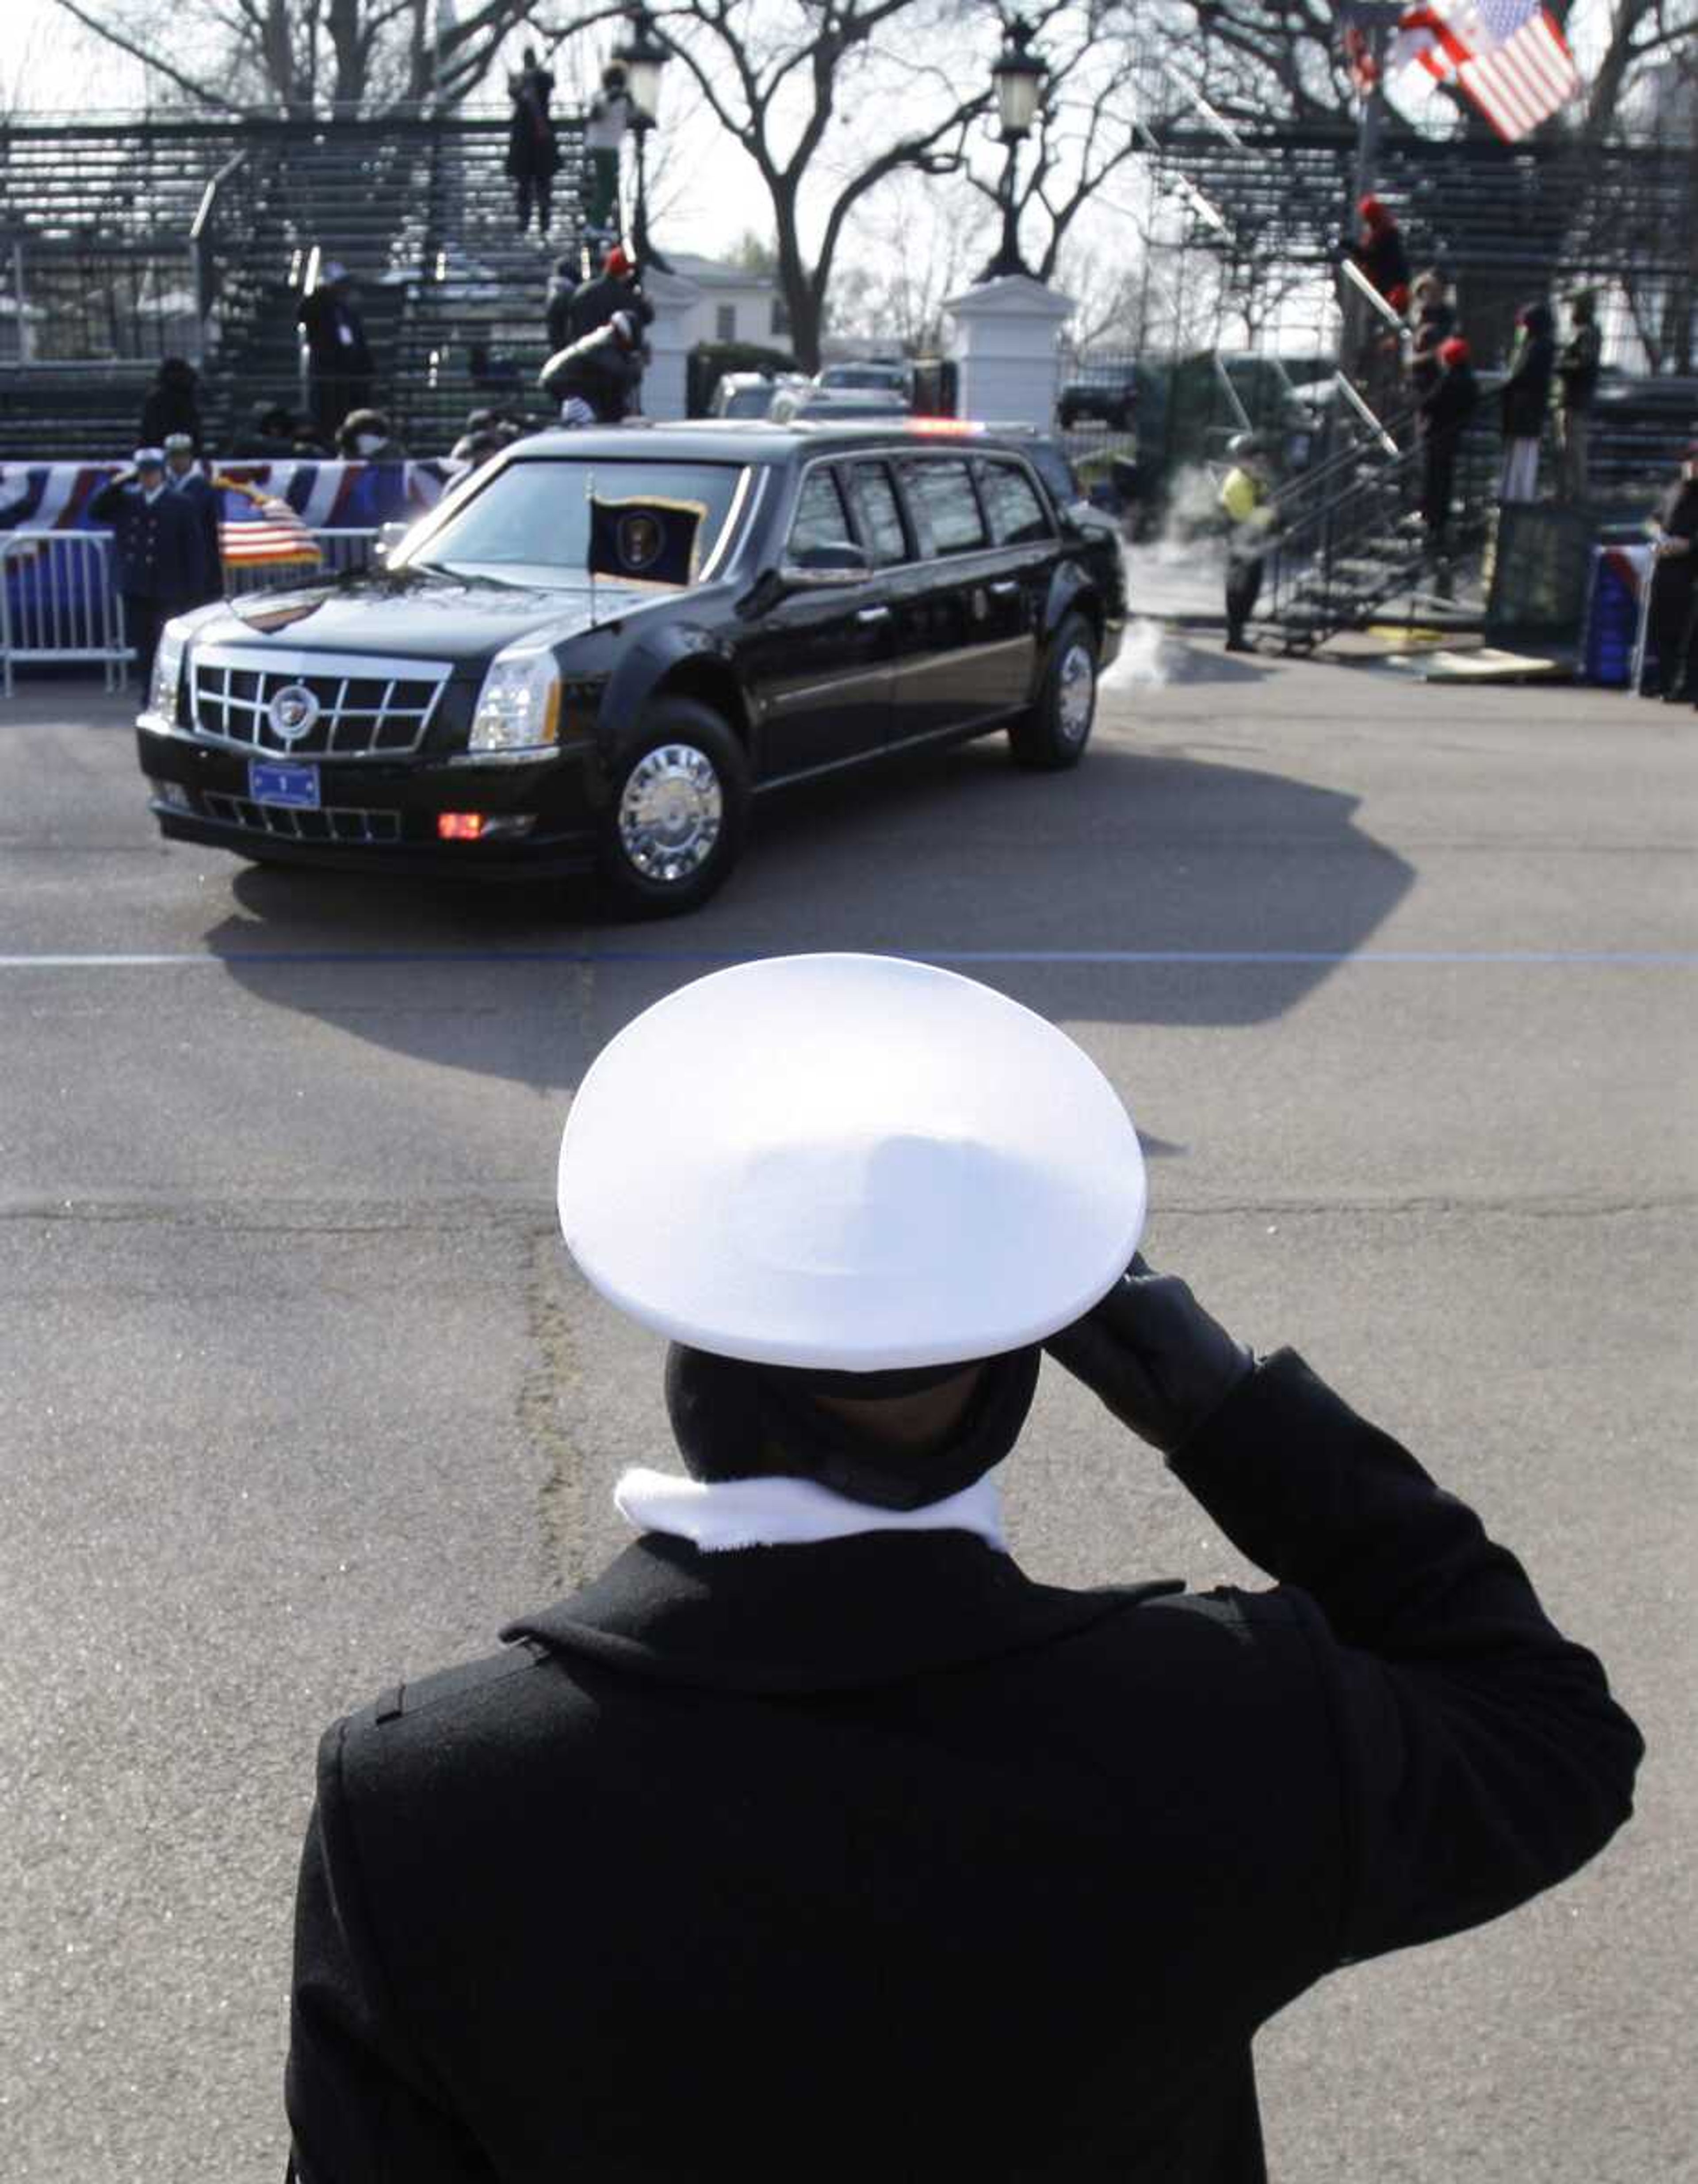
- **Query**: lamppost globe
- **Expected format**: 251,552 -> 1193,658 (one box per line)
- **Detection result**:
613,6 -> 670,123
992,23 -> 1045,139
611,5 -> 673,273
978,18 -> 1048,283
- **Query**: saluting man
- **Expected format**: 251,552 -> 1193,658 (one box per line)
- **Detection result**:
89,447 -> 205,690
286,953 -> 1641,2184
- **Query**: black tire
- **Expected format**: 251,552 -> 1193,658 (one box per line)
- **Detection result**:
1008,613 -> 1098,771
596,698 -> 750,917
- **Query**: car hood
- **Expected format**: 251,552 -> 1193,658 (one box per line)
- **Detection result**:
184,574 -> 650,665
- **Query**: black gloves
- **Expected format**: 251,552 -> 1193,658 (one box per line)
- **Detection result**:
1044,1255 -> 1254,1456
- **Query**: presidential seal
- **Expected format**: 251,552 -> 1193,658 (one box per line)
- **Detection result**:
267,682 -> 321,743
616,511 -> 663,574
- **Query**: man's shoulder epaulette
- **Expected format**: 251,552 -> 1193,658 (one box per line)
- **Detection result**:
355,1635 -> 551,1733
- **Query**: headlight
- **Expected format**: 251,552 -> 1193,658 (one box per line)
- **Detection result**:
149,621 -> 190,720
469,646 -> 562,754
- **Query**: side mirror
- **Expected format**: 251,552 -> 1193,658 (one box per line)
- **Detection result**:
375,520 -> 413,564
778,543 -> 872,590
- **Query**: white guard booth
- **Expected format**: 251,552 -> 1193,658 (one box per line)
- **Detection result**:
638,268 -> 704,424
941,275 -> 1075,432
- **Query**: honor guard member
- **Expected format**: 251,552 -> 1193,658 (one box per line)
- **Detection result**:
89,448 -> 205,689
286,955 -> 1642,2184
162,432 -> 222,606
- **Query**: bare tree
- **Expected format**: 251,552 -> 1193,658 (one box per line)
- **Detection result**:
38,0 -> 628,117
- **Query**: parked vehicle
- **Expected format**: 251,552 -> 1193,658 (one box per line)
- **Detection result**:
1057,365 -> 1140,430
815,360 -> 911,398
136,421 -> 1127,915
767,386 -> 911,425
710,372 -> 778,419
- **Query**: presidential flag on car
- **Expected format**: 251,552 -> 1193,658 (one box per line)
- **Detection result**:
212,477 -> 324,568
1389,2 -> 1581,141
586,493 -> 706,589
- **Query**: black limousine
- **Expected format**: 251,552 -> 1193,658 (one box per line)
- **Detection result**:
137,420 -> 1126,914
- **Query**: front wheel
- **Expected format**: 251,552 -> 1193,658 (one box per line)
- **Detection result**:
596,698 -> 750,918
1008,614 -> 1098,771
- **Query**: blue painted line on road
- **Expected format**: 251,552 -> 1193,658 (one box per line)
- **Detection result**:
1,949 -> 1695,970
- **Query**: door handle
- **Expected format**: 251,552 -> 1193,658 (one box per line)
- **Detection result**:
989,580 -> 1021,597
856,604 -> 892,623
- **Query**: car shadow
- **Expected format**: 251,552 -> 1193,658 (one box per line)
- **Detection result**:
200,735 -> 1415,1081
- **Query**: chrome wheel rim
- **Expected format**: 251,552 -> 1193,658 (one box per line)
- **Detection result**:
617,743 -> 724,884
1056,642 -> 1095,743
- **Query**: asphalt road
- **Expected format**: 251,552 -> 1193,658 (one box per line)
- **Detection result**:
2,639 -> 1694,2181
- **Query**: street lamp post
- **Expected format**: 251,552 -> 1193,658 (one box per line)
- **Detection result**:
613,5 -> 672,273
977,17 -> 1047,283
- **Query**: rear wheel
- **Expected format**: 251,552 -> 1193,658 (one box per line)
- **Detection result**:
596,698 -> 750,918
1008,613 -> 1098,771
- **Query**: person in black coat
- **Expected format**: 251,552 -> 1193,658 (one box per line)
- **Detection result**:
506,45 -> 560,236
543,254 -> 577,353
284,954 -> 1642,2184
539,310 -> 644,425
1556,289 -> 1602,504
566,242 -> 654,343
1351,195 -> 1410,309
161,431 -> 222,605
1416,334 -> 1479,572
1405,269 -> 1454,408
295,265 -> 375,442
89,447 -> 207,689
1499,299 -> 1555,503
138,356 -> 202,452
1641,440 -> 1698,700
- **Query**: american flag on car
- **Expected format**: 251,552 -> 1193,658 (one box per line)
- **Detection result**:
212,478 -> 324,567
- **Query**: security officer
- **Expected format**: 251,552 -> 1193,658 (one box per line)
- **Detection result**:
1217,432 -> 1277,652
162,432 -> 222,606
286,954 -> 1641,2184
88,448 -> 205,690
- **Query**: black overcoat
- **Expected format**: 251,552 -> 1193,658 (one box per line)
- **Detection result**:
286,1351 -> 1641,2184
86,477 -> 205,604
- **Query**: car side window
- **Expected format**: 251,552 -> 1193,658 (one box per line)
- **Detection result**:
845,462 -> 910,567
976,460 -> 1054,547
897,458 -> 988,557
788,467 -> 853,557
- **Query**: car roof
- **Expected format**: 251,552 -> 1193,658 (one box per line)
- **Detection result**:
504,421 -> 1048,463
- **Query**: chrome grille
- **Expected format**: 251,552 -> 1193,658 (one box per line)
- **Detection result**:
201,793 -> 402,845
188,646 -> 450,759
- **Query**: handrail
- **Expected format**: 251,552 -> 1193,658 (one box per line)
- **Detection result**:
191,149 -> 249,245
1331,371 -> 1400,459
1210,350 -> 1253,433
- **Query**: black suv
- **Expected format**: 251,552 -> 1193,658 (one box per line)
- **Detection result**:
136,420 -> 1126,914
1057,367 -> 1139,432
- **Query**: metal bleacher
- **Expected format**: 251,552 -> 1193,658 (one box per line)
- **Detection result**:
0,110 -> 588,459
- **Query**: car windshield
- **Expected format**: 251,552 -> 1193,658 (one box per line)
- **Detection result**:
720,386 -> 773,417
409,458 -> 750,588
823,367 -> 903,388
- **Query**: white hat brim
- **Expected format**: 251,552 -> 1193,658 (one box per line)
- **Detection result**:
557,954 -> 1145,1371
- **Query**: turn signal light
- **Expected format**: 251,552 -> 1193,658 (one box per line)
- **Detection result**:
438,812 -> 486,841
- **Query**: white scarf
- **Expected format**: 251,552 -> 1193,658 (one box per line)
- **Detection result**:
614,1466 -> 1007,1555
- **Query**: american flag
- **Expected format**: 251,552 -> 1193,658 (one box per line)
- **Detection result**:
212,477 -> 324,567
1391,1 -> 1581,142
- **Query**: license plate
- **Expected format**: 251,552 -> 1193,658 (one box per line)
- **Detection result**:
249,761 -> 320,809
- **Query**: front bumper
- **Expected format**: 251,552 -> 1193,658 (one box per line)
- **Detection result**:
136,712 -> 601,882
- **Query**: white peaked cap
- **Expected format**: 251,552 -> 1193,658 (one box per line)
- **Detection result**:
557,953 -> 1147,1371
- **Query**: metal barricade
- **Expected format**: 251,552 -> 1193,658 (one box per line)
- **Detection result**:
219,527 -> 378,597
0,531 -> 127,696
0,527 -> 379,690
